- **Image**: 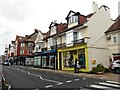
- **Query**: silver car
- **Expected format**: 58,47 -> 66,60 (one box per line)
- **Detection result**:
111,60 -> 120,74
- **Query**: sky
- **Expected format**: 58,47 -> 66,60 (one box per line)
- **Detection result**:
0,0 -> 119,55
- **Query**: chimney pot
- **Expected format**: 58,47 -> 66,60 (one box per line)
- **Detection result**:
92,2 -> 98,13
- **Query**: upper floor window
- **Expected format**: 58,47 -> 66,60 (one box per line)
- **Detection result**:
113,36 -> 117,43
68,16 -> 78,24
38,45 -> 41,49
73,32 -> 77,41
28,42 -> 33,47
21,43 -> 25,47
20,50 -> 24,54
28,50 -> 32,54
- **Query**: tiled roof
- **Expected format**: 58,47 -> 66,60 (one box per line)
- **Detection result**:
105,15 -> 120,33
86,13 -> 94,18
20,35 -> 33,43
57,23 -> 67,33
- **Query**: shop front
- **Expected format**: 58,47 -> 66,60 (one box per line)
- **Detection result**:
57,45 -> 89,72
25,56 -> 34,66
48,50 -> 57,70
41,51 -> 49,68
33,52 -> 42,67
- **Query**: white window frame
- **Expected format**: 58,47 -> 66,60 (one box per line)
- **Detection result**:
68,16 -> 78,24
21,43 -> 25,47
20,50 -> 24,54
113,36 -> 117,43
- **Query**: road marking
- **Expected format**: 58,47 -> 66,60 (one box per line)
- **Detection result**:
38,75 -> 43,79
45,85 -> 53,88
90,84 -> 109,89
66,80 -> 72,83
99,82 -> 120,88
82,77 -> 87,80
80,88 -> 91,90
106,81 -> 120,84
43,78 -> 61,83
29,73 -> 60,83
28,72 -> 30,74
2,75 -> 11,90
57,82 -> 63,85
75,79 -> 79,81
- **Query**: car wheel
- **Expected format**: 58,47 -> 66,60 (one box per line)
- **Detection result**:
114,68 -> 120,74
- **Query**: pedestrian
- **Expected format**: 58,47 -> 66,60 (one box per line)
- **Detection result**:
74,58 -> 80,73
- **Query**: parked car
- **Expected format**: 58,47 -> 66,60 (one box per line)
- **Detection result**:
111,60 -> 120,74
3,61 -> 9,66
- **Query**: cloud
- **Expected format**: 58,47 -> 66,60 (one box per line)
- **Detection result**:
0,0 -> 31,22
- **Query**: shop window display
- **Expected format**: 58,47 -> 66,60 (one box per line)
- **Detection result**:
63,51 -> 74,68
78,49 -> 86,68
42,56 -> 46,67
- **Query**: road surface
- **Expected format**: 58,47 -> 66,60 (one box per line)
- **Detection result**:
2,65 -> 120,90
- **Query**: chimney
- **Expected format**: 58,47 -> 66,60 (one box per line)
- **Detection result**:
118,1 -> 120,15
92,2 -> 98,13
34,29 -> 38,33
54,20 -> 57,23
25,35 -> 29,37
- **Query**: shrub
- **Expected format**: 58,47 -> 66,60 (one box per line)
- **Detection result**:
89,63 -> 108,74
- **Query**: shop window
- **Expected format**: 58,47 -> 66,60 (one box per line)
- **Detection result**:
49,55 -> 55,67
78,49 -> 86,69
42,56 -> 46,67
34,56 -> 41,66
63,51 -> 74,68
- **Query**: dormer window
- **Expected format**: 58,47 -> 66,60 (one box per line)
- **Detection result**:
50,26 -> 56,35
68,16 -> 78,24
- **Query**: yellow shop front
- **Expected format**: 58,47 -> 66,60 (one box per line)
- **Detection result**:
57,45 -> 89,72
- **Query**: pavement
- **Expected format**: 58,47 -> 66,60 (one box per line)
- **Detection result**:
31,67 -> 120,82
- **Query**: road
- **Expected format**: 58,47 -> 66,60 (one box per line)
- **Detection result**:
2,65 -> 120,89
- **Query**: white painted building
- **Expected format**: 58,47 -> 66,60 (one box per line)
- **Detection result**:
118,1 -> 120,15
57,2 -> 113,71
105,16 -> 120,61
34,30 -> 44,52
86,3 -> 114,70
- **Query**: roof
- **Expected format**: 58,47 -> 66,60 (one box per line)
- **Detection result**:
99,5 -> 110,10
105,15 -> 120,33
45,22 -> 87,39
65,10 -> 80,20
15,35 -> 24,42
27,29 -> 39,42
20,37 -> 33,43
86,13 -> 94,18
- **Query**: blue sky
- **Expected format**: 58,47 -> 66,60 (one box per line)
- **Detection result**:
0,0 -> 119,55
